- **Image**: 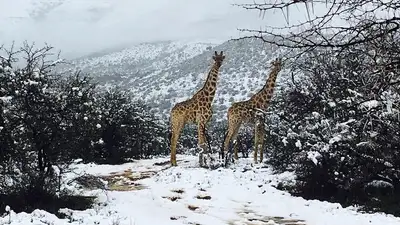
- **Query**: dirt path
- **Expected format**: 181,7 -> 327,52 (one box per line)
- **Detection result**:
228,206 -> 307,225
77,158 -> 308,225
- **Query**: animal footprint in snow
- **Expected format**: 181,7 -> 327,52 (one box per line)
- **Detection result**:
170,215 -> 187,220
187,205 -> 199,211
171,189 -> 185,194
188,222 -> 201,225
170,215 -> 201,225
162,196 -> 181,202
196,188 -> 211,200
163,189 -> 185,202
196,194 -> 211,200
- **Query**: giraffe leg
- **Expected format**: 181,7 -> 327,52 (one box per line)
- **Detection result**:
222,120 -> 241,165
170,114 -> 184,166
254,120 -> 265,164
259,129 -> 265,163
233,137 -> 240,160
197,121 -> 208,167
254,130 -> 258,164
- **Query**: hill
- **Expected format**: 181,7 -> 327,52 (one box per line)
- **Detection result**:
61,38 -> 291,120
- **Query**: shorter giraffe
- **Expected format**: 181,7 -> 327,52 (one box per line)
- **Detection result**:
221,58 -> 283,164
170,51 -> 225,167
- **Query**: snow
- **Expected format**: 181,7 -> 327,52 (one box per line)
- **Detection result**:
328,102 -> 336,107
2,155 -> 400,225
311,111 -> 320,118
282,137 -> 288,146
23,79 -> 39,85
75,41 -> 216,68
51,59 -> 65,66
0,96 -> 13,103
329,135 -> 342,144
366,180 -> 394,189
295,140 -> 302,149
347,89 -> 363,97
337,119 -> 356,128
361,100 -> 380,110
307,151 -> 322,165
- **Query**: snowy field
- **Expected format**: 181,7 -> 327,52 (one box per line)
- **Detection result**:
2,155 -> 400,225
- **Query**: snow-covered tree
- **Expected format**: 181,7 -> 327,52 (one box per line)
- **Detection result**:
0,43 -> 169,214
264,27 -> 400,215
91,88 -> 169,164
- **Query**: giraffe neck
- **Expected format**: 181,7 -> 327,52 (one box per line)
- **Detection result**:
250,69 -> 280,109
194,62 -> 221,103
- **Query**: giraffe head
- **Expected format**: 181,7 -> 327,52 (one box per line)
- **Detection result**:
270,57 -> 283,72
212,51 -> 225,67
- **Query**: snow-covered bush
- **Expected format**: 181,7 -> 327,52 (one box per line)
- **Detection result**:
89,88 -> 169,164
0,43 -> 98,214
265,29 -> 400,215
0,43 -> 169,214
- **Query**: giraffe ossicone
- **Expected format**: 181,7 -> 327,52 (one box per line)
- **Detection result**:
170,51 -> 225,167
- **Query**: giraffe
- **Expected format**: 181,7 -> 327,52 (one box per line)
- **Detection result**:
221,58 -> 283,164
170,51 -> 225,167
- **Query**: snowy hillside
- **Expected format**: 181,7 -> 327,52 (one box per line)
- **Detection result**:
2,155 -> 400,225
62,38 -> 291,120
63,40 -> 220,86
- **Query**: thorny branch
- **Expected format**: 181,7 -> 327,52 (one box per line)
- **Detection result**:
233,0 -> 400,52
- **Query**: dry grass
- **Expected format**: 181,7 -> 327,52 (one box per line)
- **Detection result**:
101,169 -> 154,191
108,182 -> 147,191
227,208 -> 307,225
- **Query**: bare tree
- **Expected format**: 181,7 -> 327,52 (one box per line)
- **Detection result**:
234,0 -> 400,51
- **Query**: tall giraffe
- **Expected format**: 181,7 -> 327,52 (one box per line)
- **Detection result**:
221,58 -> 283,164
170,51 -> 225,167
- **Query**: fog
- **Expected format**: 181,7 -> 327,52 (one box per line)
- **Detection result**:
0,0 -> 325,59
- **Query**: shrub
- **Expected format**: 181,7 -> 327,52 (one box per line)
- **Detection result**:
91,88 -> 168,164
0,42 -> 168,214
264,29 -> 400,215
0,43 -> 97,214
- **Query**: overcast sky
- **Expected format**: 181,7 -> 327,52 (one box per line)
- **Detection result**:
0,0 -> 321,59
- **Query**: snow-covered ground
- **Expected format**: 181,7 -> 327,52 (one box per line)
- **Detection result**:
2,155 -> 400,225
